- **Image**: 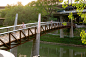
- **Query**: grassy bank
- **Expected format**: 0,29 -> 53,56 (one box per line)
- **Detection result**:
40,34 -> 85,45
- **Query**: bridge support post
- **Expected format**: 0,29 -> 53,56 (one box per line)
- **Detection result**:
60,16 -> 64,38
70,19 -> 73,37
32,13 -> 41,57
10,42 -> 17,57
32,33 -> 40,57
10,13 -> 18,57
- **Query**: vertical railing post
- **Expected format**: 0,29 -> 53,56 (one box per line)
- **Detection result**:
59,22 -> 61,27
20,30 -> 21,44
47,25 -> 48,30
62,22 -> 63,28
54,23 -> 56,29
67,22 -> 69,28
49,24 -> 50,30
35,27 -> 36,38
45,25 -> 46,31
54,23 -> 55,29
9,33 -> 11,49
59,23 -> 60,27
55,23 -> 56,29
57,23 -> 59,29
59,23 -> 60,29
45,25 -> 47,34
28,28 -> 30,40
53,23 -> 55,30
52,23 -> 53,29
51,23 -> 52,29
53,23 -> 54,29
56,23 -> 57,28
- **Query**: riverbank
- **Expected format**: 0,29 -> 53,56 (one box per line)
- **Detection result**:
40,33 -> 86,47
40,41 -> 86,48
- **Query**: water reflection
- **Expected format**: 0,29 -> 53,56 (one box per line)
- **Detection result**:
40,46 -> 86,57
18,42 -> 86,57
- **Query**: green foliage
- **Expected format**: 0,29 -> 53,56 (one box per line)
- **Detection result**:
62,22 -> 67,26
80,30 -> 86,44
56,8 -> 64,11
0,25 -> 6,27
61,0 -> 86,44
1,2 -> 39,25
62,2 -> 68,9
1,9 -> 10,18
72,1 -> 86,23
1,0 -> 62,25
49,14 -> 57,21
81,13 -> 86,23
40,34 -> 83,45
72,1 -> 86,44
68,12 -> 74,20
49,17 -> 57,21
28,0 -> 60,21
59,0 -> 63,3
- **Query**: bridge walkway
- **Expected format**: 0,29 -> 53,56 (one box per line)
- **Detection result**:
0,22 -> 74,50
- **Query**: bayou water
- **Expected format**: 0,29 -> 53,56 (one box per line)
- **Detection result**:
18,41 -> 86,57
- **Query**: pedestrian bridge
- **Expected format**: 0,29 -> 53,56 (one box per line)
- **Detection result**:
0,22 -> 75,50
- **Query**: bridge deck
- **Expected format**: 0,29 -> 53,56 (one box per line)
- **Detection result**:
0,22 -> 73,50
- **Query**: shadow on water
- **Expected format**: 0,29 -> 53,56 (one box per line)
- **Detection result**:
17,41 -> 86,57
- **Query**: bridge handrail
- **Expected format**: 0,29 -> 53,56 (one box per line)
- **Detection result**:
0,22 -> 48,30
0,22 -> 70,33
0,22 -> 70,29
0,26 -> 36,35
0,22 -> 50,30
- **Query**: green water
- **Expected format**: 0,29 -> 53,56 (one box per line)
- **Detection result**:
18,41 -> 86,57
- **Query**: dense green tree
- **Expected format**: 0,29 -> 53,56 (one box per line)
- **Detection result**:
27,0 -> 61,21
1,2 -> 39,25
1,0 -> 62,25
26,1 -> 47,21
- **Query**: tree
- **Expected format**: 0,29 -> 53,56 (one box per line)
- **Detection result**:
1,2 -> 39,25
28,0 -> 61,21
